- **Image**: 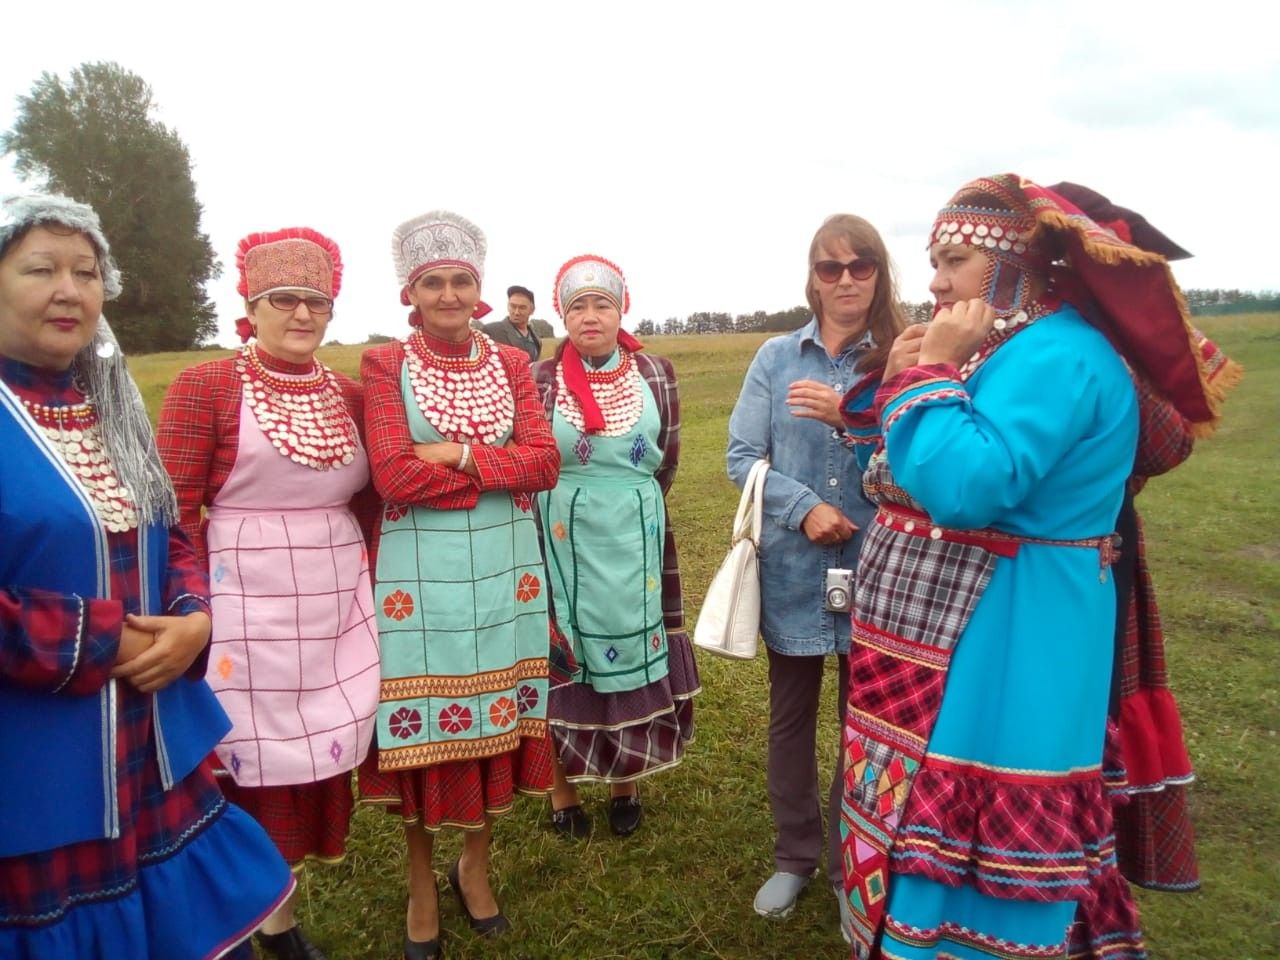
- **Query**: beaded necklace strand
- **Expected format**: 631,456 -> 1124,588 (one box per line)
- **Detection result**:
239,345 -> 358,470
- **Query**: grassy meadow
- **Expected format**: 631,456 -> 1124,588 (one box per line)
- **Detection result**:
127,314 -> 1280,959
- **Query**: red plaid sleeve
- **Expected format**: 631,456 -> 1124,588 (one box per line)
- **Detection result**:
157,359 -> 241,568
1,588 -> 122,694
161,527 -> 213,679
470,347 -> 561,494
638,353 -> 680,496
361,341 -> 481,509
1132,373 -> 1194,482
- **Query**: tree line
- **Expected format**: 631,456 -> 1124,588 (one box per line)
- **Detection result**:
4,62 -> 1274,355
630,288 -> 1279,336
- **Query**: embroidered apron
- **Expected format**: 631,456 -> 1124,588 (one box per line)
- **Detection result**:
373,363 -> 549,772
537,377 -> 668,695
206,395 -> 379,788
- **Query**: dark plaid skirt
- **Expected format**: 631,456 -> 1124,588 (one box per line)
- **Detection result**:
549,630 -> 699,783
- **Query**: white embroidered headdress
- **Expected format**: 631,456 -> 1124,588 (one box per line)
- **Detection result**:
391,210 -> 486,304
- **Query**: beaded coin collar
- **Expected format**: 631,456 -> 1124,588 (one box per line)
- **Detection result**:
555,348 -> 644,437
238,345 -> 358,470
403,330 -> 513,445
22,395 -> 139,532
957,302 -> 1054,380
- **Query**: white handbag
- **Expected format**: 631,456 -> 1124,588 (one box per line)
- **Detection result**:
694,459 -> 768,660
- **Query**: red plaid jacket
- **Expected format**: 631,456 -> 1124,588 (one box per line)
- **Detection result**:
156,353 -> 378,568
1129,372 -> 1195,494
531,350 -> 687,633
359,339 -> 560,514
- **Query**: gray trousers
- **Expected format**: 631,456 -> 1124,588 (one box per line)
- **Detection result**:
765,646 -> 850,888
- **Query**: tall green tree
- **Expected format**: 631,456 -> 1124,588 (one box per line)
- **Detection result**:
2,62 -> 220,351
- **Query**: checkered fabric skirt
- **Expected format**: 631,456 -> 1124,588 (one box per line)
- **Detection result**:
549,630 -> 699,783
219,772 -> 354,867
359,735 -> 553,831
1110,514 -> 1199,891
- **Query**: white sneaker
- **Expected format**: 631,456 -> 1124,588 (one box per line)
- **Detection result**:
834,883 -> 853,944
753,871 -> 812,918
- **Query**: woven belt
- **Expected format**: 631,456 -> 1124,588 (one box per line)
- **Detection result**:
875,503 -> 1120,575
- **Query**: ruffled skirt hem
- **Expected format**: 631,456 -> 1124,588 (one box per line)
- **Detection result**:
0,802 -> 293,960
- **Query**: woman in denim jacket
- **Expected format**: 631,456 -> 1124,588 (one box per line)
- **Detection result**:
726,215 -> 905,934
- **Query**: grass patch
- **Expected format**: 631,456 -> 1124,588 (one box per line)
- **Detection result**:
125,317 -> 1279,959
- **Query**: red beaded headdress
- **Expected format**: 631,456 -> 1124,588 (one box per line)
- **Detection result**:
234,228 -> 343,344
236,227 -> 342,300
934,173 -> 1231,436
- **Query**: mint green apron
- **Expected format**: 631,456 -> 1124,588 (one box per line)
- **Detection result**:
537,362 -> 667,694
374,362 -> 548,771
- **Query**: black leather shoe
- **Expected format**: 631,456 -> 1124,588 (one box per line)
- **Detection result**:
404,886 -> 442,959
403,933 -> 442,960
254,927 -> 328,960
608,794 -> 643,836
549,803 -> 592,839
447,860 -> 510,937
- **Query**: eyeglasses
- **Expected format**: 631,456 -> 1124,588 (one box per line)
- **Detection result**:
264,292 -> 334,315
813,258 -> 878,283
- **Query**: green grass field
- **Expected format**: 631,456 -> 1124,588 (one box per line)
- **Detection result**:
128,314 -> 1280,959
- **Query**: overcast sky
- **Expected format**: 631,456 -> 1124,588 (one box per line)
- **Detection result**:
2,0 -> 1275,345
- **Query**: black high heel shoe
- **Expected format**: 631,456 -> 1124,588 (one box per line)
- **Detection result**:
447,860 -> 511,937
403,885 -> 442,960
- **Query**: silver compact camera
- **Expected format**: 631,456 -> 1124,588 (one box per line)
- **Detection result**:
824,568 -> 853,613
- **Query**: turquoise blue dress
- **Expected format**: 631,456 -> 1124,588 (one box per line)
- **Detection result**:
840,305 -> 1144,959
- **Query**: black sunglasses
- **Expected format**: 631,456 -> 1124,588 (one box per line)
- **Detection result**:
813,257 -> 878,283
265,292 -> 334,315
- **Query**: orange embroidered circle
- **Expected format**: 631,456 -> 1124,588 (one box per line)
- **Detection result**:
552,521 -> 567,541
382,589 -> 415,621
515,573 -> 541,603
216,654 -> 233,680
488,696 -> 517,728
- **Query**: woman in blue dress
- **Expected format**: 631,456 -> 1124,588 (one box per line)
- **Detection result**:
837,174 -> 1228,960
0,193 -> 291,960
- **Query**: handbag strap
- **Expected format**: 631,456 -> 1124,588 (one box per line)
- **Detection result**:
732,459 -> 769,546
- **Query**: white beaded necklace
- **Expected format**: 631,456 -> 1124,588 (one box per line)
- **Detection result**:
22,397 -> 139,533
404,331 -> 514,445
555,349 -> 645,437
238,345 -> 358,470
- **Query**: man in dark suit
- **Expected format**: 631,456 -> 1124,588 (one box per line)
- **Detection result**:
483,285 -> 542,362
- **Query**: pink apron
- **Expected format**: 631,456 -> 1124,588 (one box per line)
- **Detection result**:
206,395 -> 380,787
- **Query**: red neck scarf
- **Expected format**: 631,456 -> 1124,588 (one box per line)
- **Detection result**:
561,330 -> 644,433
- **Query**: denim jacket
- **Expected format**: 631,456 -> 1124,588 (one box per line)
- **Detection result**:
726,317 -> 878,656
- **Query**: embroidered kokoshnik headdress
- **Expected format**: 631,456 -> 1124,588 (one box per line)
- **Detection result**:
391,209 -> 492,325
552,254 -> 644,434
